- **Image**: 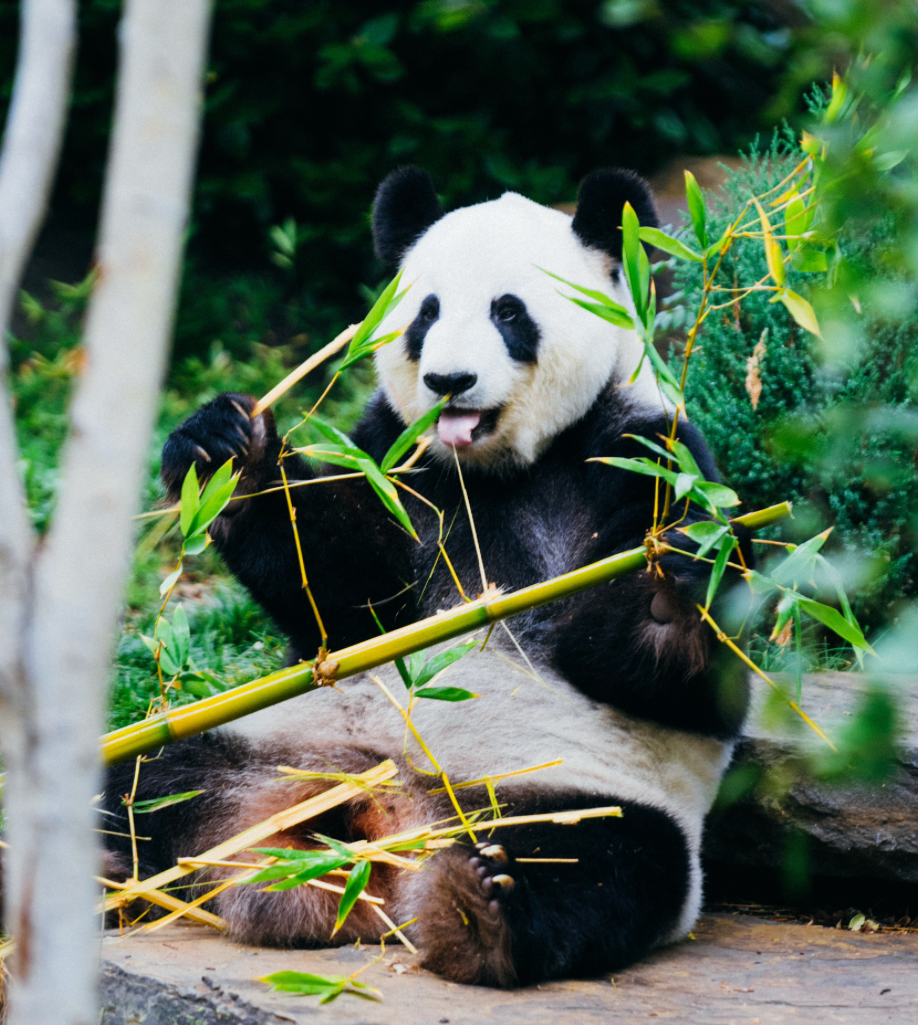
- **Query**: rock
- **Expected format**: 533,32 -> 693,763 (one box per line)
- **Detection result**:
704,672 -> 918,885
99,914 -> 918,1024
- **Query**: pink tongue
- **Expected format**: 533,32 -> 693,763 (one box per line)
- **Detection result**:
437,411 -> 481,448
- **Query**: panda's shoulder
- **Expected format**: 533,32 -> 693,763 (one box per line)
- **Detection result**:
351,390 -> 406,463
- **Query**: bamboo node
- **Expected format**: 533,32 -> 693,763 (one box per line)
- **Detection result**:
314,657 -> 340,687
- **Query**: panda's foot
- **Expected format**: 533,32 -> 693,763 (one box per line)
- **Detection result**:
411,843 -> 518,987
470,842 -> 516,914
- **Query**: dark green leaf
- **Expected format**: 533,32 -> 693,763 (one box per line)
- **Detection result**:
180,463 -> 200,536
794,596 -> 877,654
129,790 -> 203,814
381,398 -> 446,473
182,533 -> 208,556
705,534 -> 736,609
360,458 -> 417,538
412,640 -> 477,689
563,296 -> 635,330
333,859 -> 372,934
685,170 -> 708,248
692,481 -> 740,508
414,686 -> 478,701
679,520 -> 729,559
169,605 -> 190,668
638,226 -> 702,262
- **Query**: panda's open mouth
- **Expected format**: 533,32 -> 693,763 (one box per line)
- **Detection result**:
436,407 -> 501,448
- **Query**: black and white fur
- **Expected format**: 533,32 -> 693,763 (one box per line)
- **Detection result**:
101,167 -> 749,987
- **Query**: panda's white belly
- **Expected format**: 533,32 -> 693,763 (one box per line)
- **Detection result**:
229,629 -> 731,849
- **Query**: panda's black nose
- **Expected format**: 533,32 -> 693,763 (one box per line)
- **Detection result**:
423,372 -> 478,397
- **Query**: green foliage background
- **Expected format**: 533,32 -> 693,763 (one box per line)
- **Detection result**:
1,0 -> 796,361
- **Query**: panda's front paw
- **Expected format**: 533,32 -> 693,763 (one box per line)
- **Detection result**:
161,393 -> 277,498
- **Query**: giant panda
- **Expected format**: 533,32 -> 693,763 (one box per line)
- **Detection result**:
102,167 -> 749,987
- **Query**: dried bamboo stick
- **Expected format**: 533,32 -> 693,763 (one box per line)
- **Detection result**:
96,875 -> 226,930
101,760 -> 397,911
251,323 -> 360,417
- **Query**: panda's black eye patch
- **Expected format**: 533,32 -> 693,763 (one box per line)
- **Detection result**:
405,294 -> 440,361
490,294 -> 540,364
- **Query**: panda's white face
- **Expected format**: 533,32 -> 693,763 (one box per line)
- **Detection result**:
374,192 -> 662,471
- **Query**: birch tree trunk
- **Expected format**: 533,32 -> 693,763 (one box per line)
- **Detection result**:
1,2 -> 213,1023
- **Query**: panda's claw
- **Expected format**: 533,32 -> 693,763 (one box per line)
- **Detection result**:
479,844 -> 507,863
491,873 -> 515,892
230,399 -> 250,420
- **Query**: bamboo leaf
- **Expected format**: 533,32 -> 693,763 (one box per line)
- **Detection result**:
360,459 -> 417,539
745,569 -> 778,595
340,270 -> 407,369
705,534 -> 736,609
638,226 -> 702,262
704,225 -> 731,259
129,790 -> 203,814
771,529 -> 831,587
692,480 -> 741,508
180,463 -> 200,536
182,533 -> 209,556
159,566 -> 182,597
414,686 -> 478,702
777,288 -> 822,338
171,604 -> 190,668
783,191 -> 806,251
670,439 -> 704,478
200,457 -> 235,503
674,472 -> 698,501
794,596 -> 877,654
753,197 -> 785,287
381,398 -> 447,473
679,520 -> 729,559
412,640 -> 477,689
333,859 -> 372,935
187,470 -> 238,539
563,296 -> 635,330
591,456 -> 680,488
621,202 -> 648,323
684,170 -> 708,248
265,856 -> 353,891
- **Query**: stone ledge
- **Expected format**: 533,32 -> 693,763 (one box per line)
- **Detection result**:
704,673 -> 918,884
99,913 -> 918,1024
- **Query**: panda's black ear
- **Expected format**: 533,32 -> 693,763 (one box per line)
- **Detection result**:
571,169 -> 658,261
372,167 -> 444,265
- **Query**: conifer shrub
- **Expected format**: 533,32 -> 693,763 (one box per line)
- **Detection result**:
673,132 -> 918,642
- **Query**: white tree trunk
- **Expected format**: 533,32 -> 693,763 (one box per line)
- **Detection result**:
1,2 -> 213,1023
0,0 -> 75,808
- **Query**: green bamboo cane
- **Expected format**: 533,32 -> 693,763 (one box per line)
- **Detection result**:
100,502 -> 791,765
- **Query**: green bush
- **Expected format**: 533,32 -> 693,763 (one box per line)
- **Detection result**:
674,131 -> 918,641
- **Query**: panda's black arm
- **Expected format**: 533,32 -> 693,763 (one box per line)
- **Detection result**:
160,393 -> 418,658
548,415 -> 751,740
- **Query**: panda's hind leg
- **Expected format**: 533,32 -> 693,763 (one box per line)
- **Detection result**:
405,792 -> 691,987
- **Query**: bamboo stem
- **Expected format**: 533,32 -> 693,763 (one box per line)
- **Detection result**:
251,323 -> 359,417
100,503 -> 792,765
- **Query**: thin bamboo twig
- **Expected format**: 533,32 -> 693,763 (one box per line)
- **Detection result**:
251,323 -> 359,417
695,604 -> 837,750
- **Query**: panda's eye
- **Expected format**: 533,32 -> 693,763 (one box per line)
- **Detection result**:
492,296 -> 521,323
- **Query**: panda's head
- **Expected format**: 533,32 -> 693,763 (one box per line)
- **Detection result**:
372,166 -> 662,471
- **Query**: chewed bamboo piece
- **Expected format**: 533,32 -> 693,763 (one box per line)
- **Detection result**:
251,322 -> 360,417
101,760 -> 399,912
97,875 -> 226,930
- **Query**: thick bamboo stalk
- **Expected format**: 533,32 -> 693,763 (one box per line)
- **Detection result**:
101,500 -> 791,765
